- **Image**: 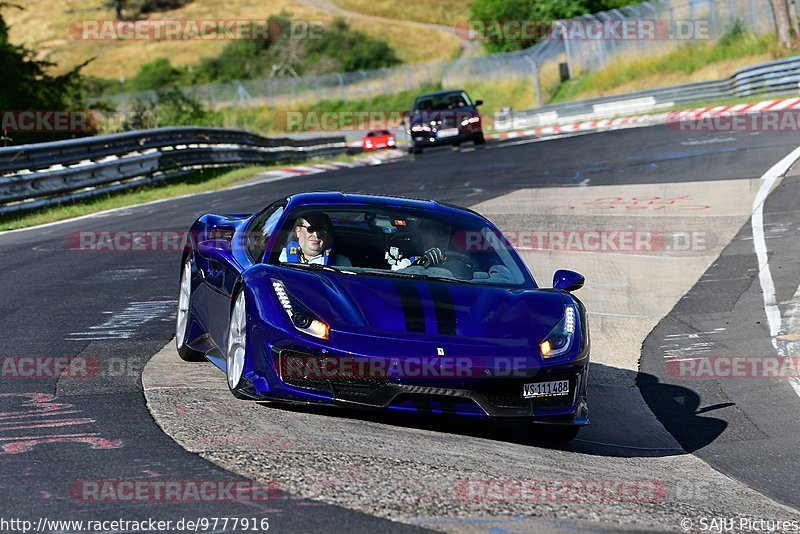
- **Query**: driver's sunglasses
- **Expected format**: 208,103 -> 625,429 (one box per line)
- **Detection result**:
297,224 -> 330,236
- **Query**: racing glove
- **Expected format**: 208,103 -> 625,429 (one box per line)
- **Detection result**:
421,247 -> 445,267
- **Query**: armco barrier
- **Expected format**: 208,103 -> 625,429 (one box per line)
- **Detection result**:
495,56 -> 800,131
0,127 -> 348,215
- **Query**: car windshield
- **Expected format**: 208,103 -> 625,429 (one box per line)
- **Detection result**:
268,206 -> 535,288
414,92 -> 472,111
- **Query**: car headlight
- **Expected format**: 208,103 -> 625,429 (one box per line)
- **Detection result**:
411,124 -> 430,132
271,279 -> 329,339
460,116 -> 481,126
540,306 -> 576,358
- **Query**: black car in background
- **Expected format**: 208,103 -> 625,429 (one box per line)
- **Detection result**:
406,89 -> 485,154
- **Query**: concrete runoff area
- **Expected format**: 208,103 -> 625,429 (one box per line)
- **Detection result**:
143,178 -> 800,531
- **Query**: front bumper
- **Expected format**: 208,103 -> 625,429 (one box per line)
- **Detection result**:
409,129 -> 482,148
257,346 -> 589,424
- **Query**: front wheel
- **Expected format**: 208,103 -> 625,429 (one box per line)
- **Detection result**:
226,291 -> 249,399
176,257 -> 204,362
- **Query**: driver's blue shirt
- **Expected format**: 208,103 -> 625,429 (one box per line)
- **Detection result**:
279,241 -> 352,266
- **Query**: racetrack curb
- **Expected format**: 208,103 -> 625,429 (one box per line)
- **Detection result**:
487,97 -> 800,140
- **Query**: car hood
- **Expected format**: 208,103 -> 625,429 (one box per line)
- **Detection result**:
274,267 -> 565,349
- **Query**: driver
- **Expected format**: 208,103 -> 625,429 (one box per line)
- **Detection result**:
386,218 -> 451,270
279,212 -> 352,266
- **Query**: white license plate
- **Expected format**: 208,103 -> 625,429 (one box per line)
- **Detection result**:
523,380 -> 570,398
437,128 -> 459,138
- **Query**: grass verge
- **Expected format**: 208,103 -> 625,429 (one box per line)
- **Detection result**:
331,0 -> 470,27
550,27 -> 783,104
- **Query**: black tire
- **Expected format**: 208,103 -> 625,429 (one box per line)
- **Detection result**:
474,133 -> 486,145
176,256 -> 205,362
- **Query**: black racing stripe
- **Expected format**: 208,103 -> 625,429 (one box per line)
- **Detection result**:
427,283 -> 457,336
394,280 -> 426,333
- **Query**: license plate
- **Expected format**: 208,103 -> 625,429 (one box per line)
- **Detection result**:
437,128 -> 459,138
523,380 -> 570,398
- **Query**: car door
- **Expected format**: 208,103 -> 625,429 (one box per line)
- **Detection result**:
202,203 -> 283,349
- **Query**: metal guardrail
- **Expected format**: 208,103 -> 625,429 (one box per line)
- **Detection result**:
0,127 -> 348,215
495,56 -> 800,131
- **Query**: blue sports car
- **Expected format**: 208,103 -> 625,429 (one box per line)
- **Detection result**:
176,192 -> 589,441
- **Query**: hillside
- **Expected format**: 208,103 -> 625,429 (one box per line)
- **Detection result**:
4,0 -> 469,79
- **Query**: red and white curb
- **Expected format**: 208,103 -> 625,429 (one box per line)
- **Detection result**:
251,149 -> 403,181
487,97 -> 800,140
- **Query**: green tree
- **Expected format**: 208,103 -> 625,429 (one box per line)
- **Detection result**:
121,88 -> 221,130
129,58 -> 184,91
305,18 -> 400,73
0,3 -> 89,144
470,0 -> 641,52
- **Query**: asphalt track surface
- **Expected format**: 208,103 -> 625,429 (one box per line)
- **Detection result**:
2,124 -> 800,531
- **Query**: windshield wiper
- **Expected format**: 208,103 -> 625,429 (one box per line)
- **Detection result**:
424,275 -> 473,284
358,269 -> 430,280
279,262 -> 355,275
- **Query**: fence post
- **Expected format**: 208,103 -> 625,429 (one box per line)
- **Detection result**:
524,56 -> 543,108
709,0 -> 718,38
360,71 -> 368,100
553,21 -> 575,79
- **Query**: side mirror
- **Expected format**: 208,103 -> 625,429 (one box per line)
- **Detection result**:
553,269 -> 584,292
198,238 -> 232,261
475,99 -> 484,106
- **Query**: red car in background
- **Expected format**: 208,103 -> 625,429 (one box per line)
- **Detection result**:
362,130 -> 396,151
